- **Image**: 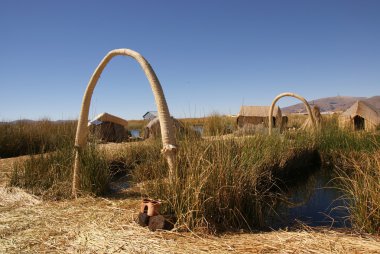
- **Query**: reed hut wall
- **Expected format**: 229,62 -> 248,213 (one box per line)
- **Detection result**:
338,100 -> 380,131
300,106 -> 322,131
237,106 -> 282,128
144,117 -> 184,139
89,113 -> 129,142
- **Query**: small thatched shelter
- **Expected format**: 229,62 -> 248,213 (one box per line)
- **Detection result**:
301,106 -> 322,131
144,117 -> 191,139
237,106 -> 282,128
88,113 -> 129,142
339,101 -> 380,131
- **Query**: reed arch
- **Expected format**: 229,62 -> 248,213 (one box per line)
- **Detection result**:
72,48 -> 177,197
268,92 -> 316,135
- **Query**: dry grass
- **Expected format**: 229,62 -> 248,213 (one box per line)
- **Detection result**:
1,189 -> 380,253
0,155 -> 33,187
0,187 -> 41,207
0,119 -> 76,158
335,151 -> 380,234
1,143 -> 380,253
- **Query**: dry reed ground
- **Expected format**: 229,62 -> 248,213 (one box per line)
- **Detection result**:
1,152 -> 380,253
0,155 -> 32,187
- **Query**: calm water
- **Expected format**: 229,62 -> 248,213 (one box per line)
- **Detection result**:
130,129 -> 140,138
192,125 -> 204,135
273,167 -> 350,228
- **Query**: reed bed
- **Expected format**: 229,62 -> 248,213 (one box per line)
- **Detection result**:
9,143 -> 110,199
0,119 -> 76,158
335,151 -> 380,234
202,113 -> 235,136
1,194 -> 380,253
0,186 -> 41,207
132,133 -> 319,232
4,115 -> 380,234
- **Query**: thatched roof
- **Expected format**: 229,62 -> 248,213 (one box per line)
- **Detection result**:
145,116 -> 161,129
144,116 -> 189,139
340,101 -> 380,125
89,113 -> 128,127
300,105 -> 322,130
238,106 -> 281,117
145,116 -> 183,130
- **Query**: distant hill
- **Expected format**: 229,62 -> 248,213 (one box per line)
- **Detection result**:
282,96 -> 380,114
365,96 -> 380,109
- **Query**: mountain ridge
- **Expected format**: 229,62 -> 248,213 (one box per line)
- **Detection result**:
282,95 -> 380,114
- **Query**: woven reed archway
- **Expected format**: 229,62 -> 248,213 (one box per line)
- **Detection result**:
268,92 -> 316,135
72,49 -> 177,197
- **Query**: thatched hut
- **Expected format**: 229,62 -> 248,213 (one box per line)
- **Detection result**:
300,106 -> 322,131
281,115 -> 289,132
88,113 -> 129,142
237,106 -> 282,128
144,117 -> 199,139
339,101 -> 380,131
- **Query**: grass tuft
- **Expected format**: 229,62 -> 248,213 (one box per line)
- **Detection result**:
10,143 -> 110,200
335,151 -> 380,234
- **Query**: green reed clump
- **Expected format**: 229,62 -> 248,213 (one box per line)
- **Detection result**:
335,151 -> 380,234
317,116 -> 379,153
10,143 -> 110,199
203,113 -> 235,136
133,132 -> 318,232
108,140 -> 164,181
308,116 -> 380,233
0,119 -> 76,158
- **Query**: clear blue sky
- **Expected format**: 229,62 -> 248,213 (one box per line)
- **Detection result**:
1,0 -> 379,121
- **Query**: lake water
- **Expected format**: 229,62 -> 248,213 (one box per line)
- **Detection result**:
272,167 -> 350,228
130,129 -> 140,138
192,125 -> 204,135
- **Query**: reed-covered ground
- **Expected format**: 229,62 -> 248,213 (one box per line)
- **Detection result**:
2,194 -> 380,253
3,115 -> 380,236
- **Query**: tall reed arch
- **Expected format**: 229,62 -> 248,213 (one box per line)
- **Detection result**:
72,49 -> 177,197
268,92 -> 316,135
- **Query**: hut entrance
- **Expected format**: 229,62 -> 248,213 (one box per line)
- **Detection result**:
353,115 -> 365,130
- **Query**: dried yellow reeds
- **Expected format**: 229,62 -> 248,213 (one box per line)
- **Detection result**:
0,187 -> 41,207
301,105 -> 322,131
1,196 -> 380,253
269,92 -> 316,135
72,49 -> 177,197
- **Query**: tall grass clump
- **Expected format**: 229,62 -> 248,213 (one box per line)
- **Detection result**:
10,143 -> 110,199
133,132 -> 319,232
335,151 -> 380,234
0,119 -> 76,158
203,113 -> 235,136
309,116 -> 380,233
317,117 -> 379,154
105,140 -> 164,180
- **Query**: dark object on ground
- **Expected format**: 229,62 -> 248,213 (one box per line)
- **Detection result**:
148,215 -> 174,231
137,212 -> 150,227
136,212 -> 175,231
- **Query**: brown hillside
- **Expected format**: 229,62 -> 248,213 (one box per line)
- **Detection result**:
282,96 -> 380,113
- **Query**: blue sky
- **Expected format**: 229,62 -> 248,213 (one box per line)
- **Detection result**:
1,0 -> 379,120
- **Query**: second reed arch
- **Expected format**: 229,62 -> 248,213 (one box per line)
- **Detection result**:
268,92 -> 316,135
72,48 -> 177,197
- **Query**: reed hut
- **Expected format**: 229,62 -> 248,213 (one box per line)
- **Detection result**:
88,113 -> 129,142
338,100 -> 380,131
144,117 -> 194,139
300,106 -> 322,131
237,106 -> 282,128
143,111 -> 158,121
281,115 -> 289,132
